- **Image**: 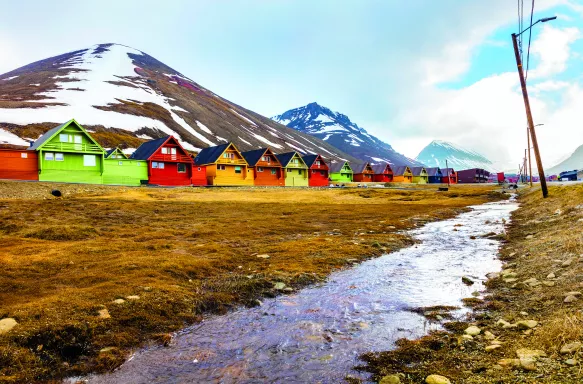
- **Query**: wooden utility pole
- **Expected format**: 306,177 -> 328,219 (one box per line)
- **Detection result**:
512,33 -> 548,197
527,128 -> 533,186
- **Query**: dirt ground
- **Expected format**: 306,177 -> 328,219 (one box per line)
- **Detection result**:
0,181 -> 503,383
358,184 -> 583,384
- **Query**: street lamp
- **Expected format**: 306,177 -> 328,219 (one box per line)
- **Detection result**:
512,16 -> 556,198
527,123 -> 544,186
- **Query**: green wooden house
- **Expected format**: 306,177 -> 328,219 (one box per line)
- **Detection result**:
28,119 -> 106,184
275,152 -> 309,187
103,148 -> 149,186
329,161 -> 353,183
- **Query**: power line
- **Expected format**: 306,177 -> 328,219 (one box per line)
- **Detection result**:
525,0 -> 535,82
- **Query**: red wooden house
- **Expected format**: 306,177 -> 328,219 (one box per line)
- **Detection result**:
0,148 -> 39,181
353,162 -> 374,182
189,154 -> 207,186
302,154 -> 329,187
372,163 -> 393,182
241,148 -> 285,186
441,168 -> 457,184
130,136 -> 196,186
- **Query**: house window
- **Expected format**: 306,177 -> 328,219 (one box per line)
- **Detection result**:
161,148 -> 168,154
316,160 -> 321,166
171,148 -> 177,155
223,153 -> 229,158
152,162 -> 158,169
287,169 -> 292,173
177,163 -> 186,173
320,170 -> 326,176
312,170 -> 316,174
197,167 -> 201,171
271,168 -> 276,175
21,153 -> 27,159
83,155 -> 96,167
74,135 -> 82,144
136,162 -> 142,166
218,165 -> 226,171
298,169 -> 302,175
59,134 -> 69,142
235,166 -> 242,174
158,162 -> 165,169
118,161 -> 123,166
45,152 -> 54,161
55,153 -> 64,161
258,167 -> 264,172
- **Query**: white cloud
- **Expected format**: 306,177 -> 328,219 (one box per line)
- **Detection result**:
528,25 -> 581,79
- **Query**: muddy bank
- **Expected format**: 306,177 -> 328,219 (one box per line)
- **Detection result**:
359,184 -> 583,384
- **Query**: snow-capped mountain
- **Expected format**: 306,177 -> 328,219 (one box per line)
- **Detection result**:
272,102 -> 420,166
416,140 -> 495,172
0,43 -> 356,162
546,143 -> 583,175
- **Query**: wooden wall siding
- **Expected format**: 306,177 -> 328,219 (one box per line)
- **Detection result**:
38,152 -> 104,184
149,162 -> 193,186
308,169 -> 329,187
283,167 -> 308,187
353,163 -> 374,182
207,164 -> 254,186
253,166 -> 285,186
0,150 -> 39,181
191,165 -> 207,186
329,172 -> 353,182
103,159 -> 148,186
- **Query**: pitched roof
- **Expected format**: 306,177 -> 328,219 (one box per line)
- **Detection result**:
241,148 -> 269,167
302,154 -> 329,169
372,163 -> 391,174
130,136 -> 170,160
442,167 -> 456,174
329,161 -> 352,173
425,167 -> 442,177
193,143 -> 231,165
105,148 -> 129,159
29,119 -> 103,152
353,162 -> 372,173
276,151 -> 306,168
410,166 -> 427,176
393,165 -> 411,176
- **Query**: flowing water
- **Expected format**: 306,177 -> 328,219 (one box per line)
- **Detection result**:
84,198 -> 518,384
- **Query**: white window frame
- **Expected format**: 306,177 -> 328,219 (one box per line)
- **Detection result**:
45,152 -> 54,161
118,161 -> 123,166
234,166 -> 242,174
83,155 -> 96,167
257,167 -> 264,172
158,162 -> 165,169
197,167 -> 202,171
21,153 -> 28,159
59,134 -> 69,143
55,153 -> 64,161
152,162 -> 159,169
170,148 -> 177,155
161,148 -> 168,154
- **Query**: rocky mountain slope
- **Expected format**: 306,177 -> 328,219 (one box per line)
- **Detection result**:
0,43 -> 356,162
272,102 -> 420,166
415,140 -> 495,171
546,144 -> 583,175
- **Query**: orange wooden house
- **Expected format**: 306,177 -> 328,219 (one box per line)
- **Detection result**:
352,162 -> 374,182
372,163 -> 393,182
0,148 -> 39,181
194,142 -> 254,186
392,165 -> 413,183
241,148 -> 285,186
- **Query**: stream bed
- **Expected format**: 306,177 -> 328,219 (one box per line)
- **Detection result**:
84,198 -> 518,384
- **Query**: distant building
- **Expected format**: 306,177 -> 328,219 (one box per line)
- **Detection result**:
457,168 -> 490,183
559,170 -> 578,181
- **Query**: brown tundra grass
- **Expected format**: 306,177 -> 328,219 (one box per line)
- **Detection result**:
0,181 -> 502,382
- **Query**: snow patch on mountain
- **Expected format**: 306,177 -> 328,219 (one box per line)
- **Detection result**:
415,140 -> 496,172
272,102 -> 420,166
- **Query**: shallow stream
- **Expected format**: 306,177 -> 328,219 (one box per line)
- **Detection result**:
86,198 -> 518,384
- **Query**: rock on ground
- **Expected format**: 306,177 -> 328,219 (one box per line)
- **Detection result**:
425,374 -> 451,384
0,318 -> 18,334
464,325 -> 481,336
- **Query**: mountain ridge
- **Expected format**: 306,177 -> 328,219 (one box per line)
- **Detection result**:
0,43 -> 358,163
546,144 -> 583,175
415,140 -> 495,172
272,102 -> 421,166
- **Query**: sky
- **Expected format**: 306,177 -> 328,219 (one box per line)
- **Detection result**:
1,0 -> 582,170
